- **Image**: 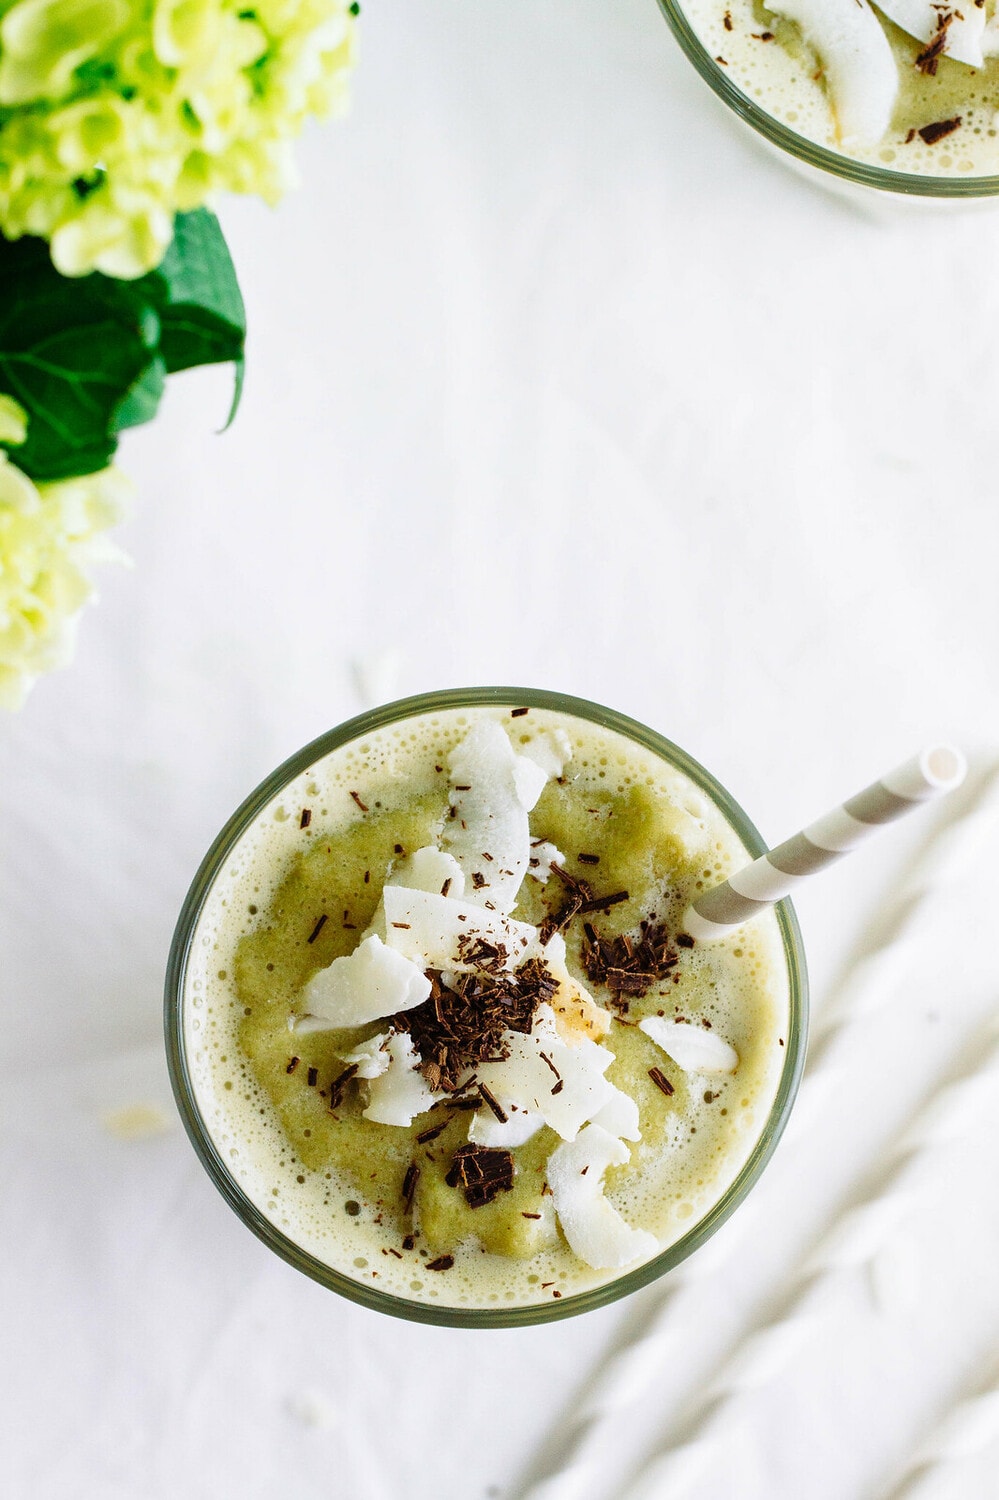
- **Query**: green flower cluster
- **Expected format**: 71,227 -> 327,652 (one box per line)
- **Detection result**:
0,0 -> 357,279
0,394 -> 127,708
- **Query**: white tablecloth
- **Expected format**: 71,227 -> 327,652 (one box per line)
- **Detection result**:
4,3 -> 999,1497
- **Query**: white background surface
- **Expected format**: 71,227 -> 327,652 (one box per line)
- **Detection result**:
3,3 -> 999,1497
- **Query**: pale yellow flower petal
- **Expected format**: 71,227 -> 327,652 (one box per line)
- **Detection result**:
0,396 -> 29,447
0,457 -> 129,709
0,0 -> 358,275
0,0 -> 131,106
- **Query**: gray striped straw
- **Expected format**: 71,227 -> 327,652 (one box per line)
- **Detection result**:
685,746 -> 967,941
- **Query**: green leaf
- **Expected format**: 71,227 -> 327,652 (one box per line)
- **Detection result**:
224,356 -> 245,432
113,354 -> 166,432
0,234 -> 159,481
0,212 -> 246,482
137,208 -> 246,421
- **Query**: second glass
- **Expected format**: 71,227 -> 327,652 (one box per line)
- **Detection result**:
656,0 -> 999,202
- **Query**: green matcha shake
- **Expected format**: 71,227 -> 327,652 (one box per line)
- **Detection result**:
662,0 -> 999,188
166,691 -> 806,1325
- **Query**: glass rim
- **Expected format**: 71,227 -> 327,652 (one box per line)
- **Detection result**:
164,687 -> 809,1328
654,0 -> 999,199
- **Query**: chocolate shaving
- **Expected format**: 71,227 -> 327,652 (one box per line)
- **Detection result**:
307,914 -> 328,944
392,957 -> 558,1092
402,1233 -> 416,1251
479,1083 -> 508,1123
427,1255 -> 455,1271
522,1211 -> 541,1219
915,10 -> 954,76
329,1064 -> 358,1110
577,853 -> 600,865
307,1066 -> 318,1087
402,1161 -> 420,1213
577,890 -> 629,914
349,790 -> 368,812
677,933 -> 695,949
445,1144 -> 515,1207
510,707 -> 529,717
539,862 -> 587,940
286,1056 -> 300,1074
648,1067 -> 675,1098
541,861 -> 632,940
582,917 -> 680,1005
456,934 -> 508,973
918,116 -> 962,145
416,1120 -> 448,1144
299,808 -> 312,829
605,968 -> 658,994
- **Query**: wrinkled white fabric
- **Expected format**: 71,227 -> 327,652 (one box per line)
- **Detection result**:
2,2 -> 999,1498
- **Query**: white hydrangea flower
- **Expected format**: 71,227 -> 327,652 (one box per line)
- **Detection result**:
0,0 -> 359,277
0,409 -> 129,709
0,395 -> 29,446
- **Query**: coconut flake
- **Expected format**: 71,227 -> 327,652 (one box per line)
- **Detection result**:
639,1016 -> 739,1075
511,755 -> 549,812
528,839 -> 565,884
468,1106 -> 544,1148
474,1005 -> 617,1141
543,933 -> 613,1043
877,1 -> 985,68
363,846 -> 465,941
766,0 -> 898,145
381,886 -> 538,971
298,935 -> 431,1029
443,719 -> 555,912
548,1124 -> 659,1270
362,1031 -> 442,1125
342,1033 -> 391,1079
590,1085 -> 641,1142
393,846 -> 466,899
518,726 -> 573,781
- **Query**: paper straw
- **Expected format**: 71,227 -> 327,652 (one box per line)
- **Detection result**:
618,1021 -> 999,1500
513,764 -> 999,1500
781,761 -> 999,1150
809,760 -> 999,1047
684,745 -> 966,941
